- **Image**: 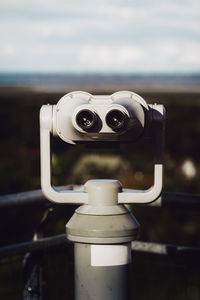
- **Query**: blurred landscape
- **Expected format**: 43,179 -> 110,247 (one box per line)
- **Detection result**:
1,73 -> 200,194
1,73 -> 200,246
1,73 -> 200,299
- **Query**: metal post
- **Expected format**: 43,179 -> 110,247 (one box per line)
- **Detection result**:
74,243 -> 131,300
66,180 -> 140,300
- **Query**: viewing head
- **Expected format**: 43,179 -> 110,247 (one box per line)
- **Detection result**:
39,90 -> 165,205
46,91 -> 151,144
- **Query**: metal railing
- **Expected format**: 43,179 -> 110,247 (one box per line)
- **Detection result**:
1,186 -> 200,210
1,233 -> 200,260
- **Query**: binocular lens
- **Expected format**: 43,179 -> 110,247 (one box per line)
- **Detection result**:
76,109 -> 96,131
106,110 -> 126,131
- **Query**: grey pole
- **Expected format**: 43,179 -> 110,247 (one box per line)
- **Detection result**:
66,180 -> 140,300
74,243 -> 131,300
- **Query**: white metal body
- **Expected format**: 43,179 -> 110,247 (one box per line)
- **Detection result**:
40,91 -> 164,205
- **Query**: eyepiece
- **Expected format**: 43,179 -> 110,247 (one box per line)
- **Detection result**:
106,109 -> 127,131
76,109 -> 97,131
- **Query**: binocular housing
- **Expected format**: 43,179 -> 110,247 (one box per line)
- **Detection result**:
48,91 -> 163,145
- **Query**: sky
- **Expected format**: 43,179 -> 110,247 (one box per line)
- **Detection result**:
0,0 -> 200,73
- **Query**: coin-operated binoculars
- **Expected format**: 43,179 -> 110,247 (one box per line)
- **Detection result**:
40,91 -> 165,300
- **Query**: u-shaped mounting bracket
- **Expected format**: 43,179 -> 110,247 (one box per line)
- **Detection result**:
40,92 -> 165,205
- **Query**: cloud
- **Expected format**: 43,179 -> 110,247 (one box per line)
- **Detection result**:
0,0 -> 199,72
179,44 -> 200,65
79,45 -> 144,70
